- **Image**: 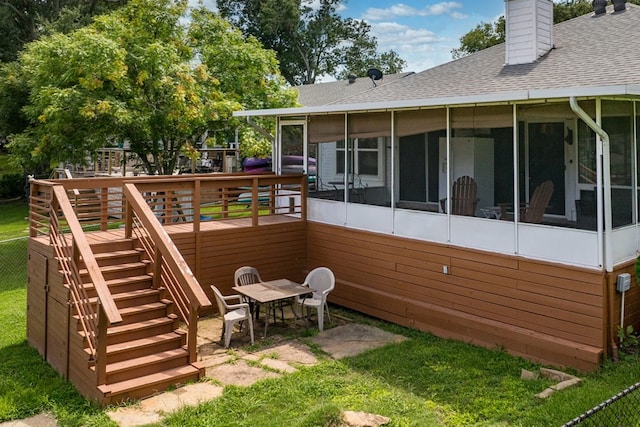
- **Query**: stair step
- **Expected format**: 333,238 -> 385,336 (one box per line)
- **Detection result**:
90,238 -> 136,254
80,261 -> 150,281
90,249 -> 145,267
99,365 -> 201,404
106,331 -> 185,364
118,302 -> 170,324
82,275 -> 153,298
107,316 -> 179,345
104,348 -> 190,384
113,288 -> 161,308
80,288 -> 160,311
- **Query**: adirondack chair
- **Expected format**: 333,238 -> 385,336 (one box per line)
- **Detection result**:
440,176 -> 479,216
522,180 -> 554,223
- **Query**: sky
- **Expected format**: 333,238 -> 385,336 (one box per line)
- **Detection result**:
337,1 -> 507,73
190,1 -> 509,75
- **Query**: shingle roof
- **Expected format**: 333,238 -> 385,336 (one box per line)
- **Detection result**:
338,4 -> 640,105
296,72 -> 414,107
235,4 -> 640,117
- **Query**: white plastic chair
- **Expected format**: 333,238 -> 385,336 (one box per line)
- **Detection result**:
235,266 -> 291,323
296,267 -> 335,332
235,265 -> 270,322
211,285 -> 254,348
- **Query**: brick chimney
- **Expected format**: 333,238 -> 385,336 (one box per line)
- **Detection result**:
505,0 -> 554,65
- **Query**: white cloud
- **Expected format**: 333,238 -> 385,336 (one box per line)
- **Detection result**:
364,19 -> 453,72
363,2 -> 465,21
373,22 -> 442,46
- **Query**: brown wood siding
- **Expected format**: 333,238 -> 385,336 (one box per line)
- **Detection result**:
171,221 -> 308,313
27,251 -> 47,357
308,222 -> 606,371
610,261 -> 640,348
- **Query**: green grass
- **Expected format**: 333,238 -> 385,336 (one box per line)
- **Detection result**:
0,202 -> 115,426
200,202 -> 270,219
0,200 -> 29,240
160,314 -> 640,427
3,200 -> 640,426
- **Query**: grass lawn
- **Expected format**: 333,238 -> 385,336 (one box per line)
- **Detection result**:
2,200 -> 640,426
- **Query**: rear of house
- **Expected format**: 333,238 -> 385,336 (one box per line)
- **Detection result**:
25,2 -> 640,407
235,0 -> 640,371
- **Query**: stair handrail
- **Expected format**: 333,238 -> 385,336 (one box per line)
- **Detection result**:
122,183 -> 211,361
50,186 -> 122,359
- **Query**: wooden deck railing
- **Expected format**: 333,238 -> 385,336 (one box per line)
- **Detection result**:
48,185 -> 122,384
28,173 -> 307,365
29,173 -> 307,235
123,182 -> 211,362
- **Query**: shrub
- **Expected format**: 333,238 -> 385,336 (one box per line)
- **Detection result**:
0,173 -> 24,199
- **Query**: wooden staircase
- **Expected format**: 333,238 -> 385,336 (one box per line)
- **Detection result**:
73,237 -> 204,405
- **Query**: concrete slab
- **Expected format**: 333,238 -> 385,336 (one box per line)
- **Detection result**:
106,383 -> 223,427
0,413 -> 57,427
254,341 -> 319,366
205,359 -> 281,386
310,323 -> 407,359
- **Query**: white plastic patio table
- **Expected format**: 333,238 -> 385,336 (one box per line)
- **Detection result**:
232,279 -> 310,338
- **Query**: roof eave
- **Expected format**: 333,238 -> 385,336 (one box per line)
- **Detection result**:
234,84 -> 640,118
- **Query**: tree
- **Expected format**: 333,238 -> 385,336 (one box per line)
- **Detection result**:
218,0 -> 407,85
0,0 -> 128,63
8,0 -> 296,175
451,17 -> 505,60
451,0 -> 640,59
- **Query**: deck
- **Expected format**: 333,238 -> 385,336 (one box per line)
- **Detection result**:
26,173 -> 308,405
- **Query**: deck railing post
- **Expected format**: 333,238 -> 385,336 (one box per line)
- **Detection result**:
221,184 -> 229,219
153,247 -> 162,289
124,200 -> 133,239
251,178 -> 259,226
301,175 -> 308,221
100,187 -> 108,231
96,304 -> 108,386
194,179 -> 201,232
187,307 -> 198,363
49,196 -> 59,245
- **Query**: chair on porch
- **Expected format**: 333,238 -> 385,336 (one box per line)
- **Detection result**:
522,180 -> 554,223
210,285 -> 254,348
440,175 -> 479,216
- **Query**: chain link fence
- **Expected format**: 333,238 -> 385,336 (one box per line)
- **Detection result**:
0,236 -> 28,294
562,381 -> 640,426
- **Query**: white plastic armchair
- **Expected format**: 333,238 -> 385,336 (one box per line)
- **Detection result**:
234,266 -> 262,314
296,267 -> 335,331
211,285 -> 254,348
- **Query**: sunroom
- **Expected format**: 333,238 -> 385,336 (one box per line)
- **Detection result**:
266,98 -> 640,272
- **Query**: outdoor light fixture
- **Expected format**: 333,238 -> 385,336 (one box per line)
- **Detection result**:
593,0 -> 607,15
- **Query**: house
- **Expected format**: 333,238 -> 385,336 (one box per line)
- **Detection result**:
24,0 -> 640,406
233,0 -> 640,371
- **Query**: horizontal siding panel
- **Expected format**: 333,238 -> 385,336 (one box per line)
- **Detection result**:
309,222 -> 607,370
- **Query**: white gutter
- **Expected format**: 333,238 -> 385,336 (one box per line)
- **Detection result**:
446,107 -> 451,242
234,85 -> 640,118
512,104 -> 519,253
569,97 -> 612,272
